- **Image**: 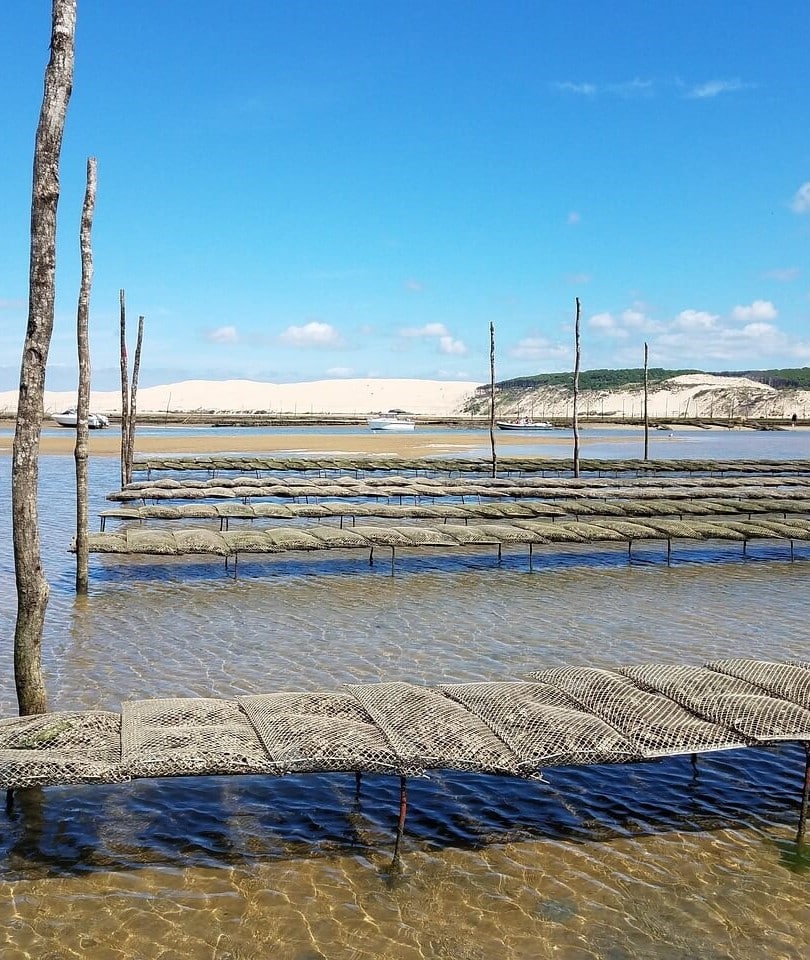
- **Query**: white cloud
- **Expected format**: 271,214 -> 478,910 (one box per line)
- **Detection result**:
620,309 -> 648,328
686,79 -> 746,99
554,80 -> 652,98
405,279 -> 424,292
731,300 -> 777,322
590,297 -> 805,370
566,272 -> 591,284
740,322 -> 777,339
510,337 -> 569,362
791,341 -> 810,360
567,211 -> 581,225
764,267 -> 800,282
554,81 -> 596,96
607,78 -> 654,98
399,323 -> 448,338
206,325 -> 238,344
674,309 -> 718,330
790,182 -> 810,214
279,321 -> 343,347
588,308 -> 654,339
397,321 -> 466,355
438,335 -> 467,356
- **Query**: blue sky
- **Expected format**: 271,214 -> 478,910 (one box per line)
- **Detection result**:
1,1 -> 808,391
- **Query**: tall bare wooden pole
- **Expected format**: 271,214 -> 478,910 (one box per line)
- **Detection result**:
12,0 -> 76,715
643,341 -> 650,461
119,289 -> 130,488
572,297 -> 581,478
75,156 -> 97,595
489,321 -> 497,478
124,315 -> 144,486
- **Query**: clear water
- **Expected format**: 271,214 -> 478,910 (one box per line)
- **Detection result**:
0,436 -> 809,959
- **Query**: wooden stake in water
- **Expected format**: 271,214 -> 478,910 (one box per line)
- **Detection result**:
643,342 -> 649,461
392,776 -> 408,864
572,298 -> 581,478
797,742 -> 810,846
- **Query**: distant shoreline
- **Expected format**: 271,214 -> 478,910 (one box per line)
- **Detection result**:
2,373 -> 808,428
1,415 -> 805,459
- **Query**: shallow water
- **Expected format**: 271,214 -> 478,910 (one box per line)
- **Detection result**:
1,440 -> 809,959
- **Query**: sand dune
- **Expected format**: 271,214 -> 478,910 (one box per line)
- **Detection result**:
0,378 -> 481,417
1,373 -> 807,422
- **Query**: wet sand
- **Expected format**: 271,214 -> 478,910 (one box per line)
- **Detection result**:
1,429 -> 578,458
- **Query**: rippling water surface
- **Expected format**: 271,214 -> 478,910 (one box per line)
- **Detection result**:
1,439 -> 809,958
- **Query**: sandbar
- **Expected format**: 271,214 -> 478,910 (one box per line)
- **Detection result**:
1,429 -> 583,459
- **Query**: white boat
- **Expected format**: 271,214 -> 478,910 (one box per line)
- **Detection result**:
367,414 -> 416,432
495,419 -> 554,431
51,408 -> 110,429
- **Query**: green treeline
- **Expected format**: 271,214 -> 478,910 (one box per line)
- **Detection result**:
733,368 -> 810,389
494,367 -> 810,391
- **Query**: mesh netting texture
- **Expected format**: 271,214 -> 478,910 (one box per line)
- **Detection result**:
2,659 -> 809,789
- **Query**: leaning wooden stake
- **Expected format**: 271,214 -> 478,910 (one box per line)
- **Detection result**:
489,321 -> 497,478
119,289 -> 130,488
12,0 -> 76,716
75,156 -> 97,595
643,341 -> 650,461
572,297 -> 581,478
125,315 -> 144,486
118,293 -> 145,488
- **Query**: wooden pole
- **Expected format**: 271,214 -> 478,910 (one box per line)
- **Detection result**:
489,321 -> 497,478
392,775 -> 408,864
125,315 -> 144,486
75,156 -> 97,595
119,289 -> 130,488
797,743 -> 810,846
572,297 -> 581,478
643,341 -> 649,461
12,0 -> 76,716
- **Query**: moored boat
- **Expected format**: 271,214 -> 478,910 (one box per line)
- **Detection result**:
495,419 -> 554,431
367,414 -> 416,432
52,408 -> 110,429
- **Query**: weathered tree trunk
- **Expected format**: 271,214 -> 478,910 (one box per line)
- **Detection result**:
489,321 -> 497,478
124,315 -> 144,486
13,0 -> 76,716
572,297 -> 581,478
75,156 -> 97,595
643,341 -> 649,461
119,289 -> 130,489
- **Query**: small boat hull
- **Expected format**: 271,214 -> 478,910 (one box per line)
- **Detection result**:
495,420 -> 554,431
52,409 -> 110,429
367,416 -> 416,432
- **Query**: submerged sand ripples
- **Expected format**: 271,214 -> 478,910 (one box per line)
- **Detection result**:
1,454 -> 810,957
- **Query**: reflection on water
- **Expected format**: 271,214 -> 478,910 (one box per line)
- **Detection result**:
1,447 -> 809,958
